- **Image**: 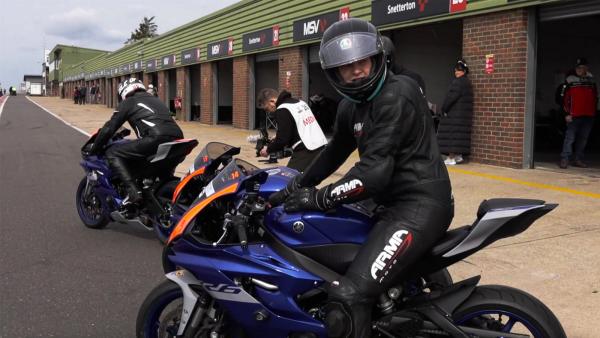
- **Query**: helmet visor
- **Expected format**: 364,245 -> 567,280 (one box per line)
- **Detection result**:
319,32 -> 381,69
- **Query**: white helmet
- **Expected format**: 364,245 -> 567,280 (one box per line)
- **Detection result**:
118,78 -> 146,102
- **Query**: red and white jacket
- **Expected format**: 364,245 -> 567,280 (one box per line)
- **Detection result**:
563,74 -> 598,117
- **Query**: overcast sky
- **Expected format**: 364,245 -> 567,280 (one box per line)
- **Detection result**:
0,0 -> 240,89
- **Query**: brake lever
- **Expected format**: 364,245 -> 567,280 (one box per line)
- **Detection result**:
212,213 -> 232,247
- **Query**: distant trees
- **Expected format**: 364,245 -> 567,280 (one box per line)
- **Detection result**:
125,16 -> 158,44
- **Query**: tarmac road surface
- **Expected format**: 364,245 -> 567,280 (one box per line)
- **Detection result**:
0,96 -> 165,337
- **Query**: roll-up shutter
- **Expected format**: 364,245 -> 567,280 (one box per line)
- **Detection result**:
255,52 -> 278,63
539,0 -> 600,22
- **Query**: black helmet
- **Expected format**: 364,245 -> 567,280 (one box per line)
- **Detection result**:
319,18 -> 387,103
455,59 -> 469,74
381,35 -> 396,68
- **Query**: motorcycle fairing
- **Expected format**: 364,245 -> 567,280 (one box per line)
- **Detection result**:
171,142 -> 240,204
148,138 -> 198,163
443,204 -> 550,258
171,166 -> 206,204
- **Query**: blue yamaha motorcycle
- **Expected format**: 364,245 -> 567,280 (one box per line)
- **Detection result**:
136,159 -> 566,338
76,128 -> 198,242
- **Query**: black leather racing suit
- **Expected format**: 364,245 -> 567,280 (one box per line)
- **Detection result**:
90,91 -> 183,192
298,73 -> 454,337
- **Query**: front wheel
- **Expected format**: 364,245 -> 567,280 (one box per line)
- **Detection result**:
136,280 -> 232,338
453,285 -> 566,338
76,176 -> 109,229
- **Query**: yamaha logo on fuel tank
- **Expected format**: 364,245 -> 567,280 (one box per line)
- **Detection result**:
371,0 -> 467,26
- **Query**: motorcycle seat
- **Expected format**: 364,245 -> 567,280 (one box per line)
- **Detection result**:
429,225 -> 470,257
476,198 -> 545,220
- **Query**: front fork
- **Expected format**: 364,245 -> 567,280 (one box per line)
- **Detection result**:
166,270 -> 202,336
84,171 -> 99,199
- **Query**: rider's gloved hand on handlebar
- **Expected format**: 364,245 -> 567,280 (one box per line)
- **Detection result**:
284,186 -> 332,212
268,174 -> 303,206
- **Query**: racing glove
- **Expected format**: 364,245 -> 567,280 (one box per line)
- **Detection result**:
284,187 -> 332,212
269,174 -> 303,206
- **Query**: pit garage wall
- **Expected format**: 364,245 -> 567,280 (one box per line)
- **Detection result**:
464,9 -> 530,168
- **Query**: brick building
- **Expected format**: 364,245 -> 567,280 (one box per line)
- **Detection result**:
59,0 -> 600,169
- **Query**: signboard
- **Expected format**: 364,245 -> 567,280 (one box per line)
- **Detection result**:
146,59 -> 156,72
371,0 -> 467,26
132,60 -> 143,72
292,8 -> 349,42
242,26 -> 280,52
181,48 -> 200,65
160,54 -> 176,69
207,38 -> 234,59
120,64 -> 130,74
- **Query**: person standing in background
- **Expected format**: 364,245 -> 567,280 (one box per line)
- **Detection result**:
437,59 -> 474,165
559,57 -> 597,169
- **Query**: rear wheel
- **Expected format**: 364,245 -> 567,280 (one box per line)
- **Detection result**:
76,176 -> 109,229
453,285 -> 566,338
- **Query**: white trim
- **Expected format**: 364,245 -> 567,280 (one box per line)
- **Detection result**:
0,96 -> 9,121
25,96 -> 90,136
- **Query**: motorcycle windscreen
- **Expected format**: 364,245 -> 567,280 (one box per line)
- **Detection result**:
168,158 -> 259,243
189,142 -> 240,173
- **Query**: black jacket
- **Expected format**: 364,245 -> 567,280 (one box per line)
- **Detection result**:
91,91 -> 182,153
267,91 -> 305,153
437,75 -> 474,155
299,73 -> 452,206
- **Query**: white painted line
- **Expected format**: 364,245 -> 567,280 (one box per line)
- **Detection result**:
0,96 -> 9,120
26,96 -> 91,136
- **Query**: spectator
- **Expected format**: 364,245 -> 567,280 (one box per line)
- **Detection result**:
74,86 -> 80,104
437,59 -> 474,165
147,84 -> 158,97
256,88 -> 327,172
90,85 -> 97,104
559,57 -> 598,169
79,86 -> 86,105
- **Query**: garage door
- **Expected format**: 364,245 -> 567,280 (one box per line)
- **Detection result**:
30,83 -> 42,96
539,0 -> 600,21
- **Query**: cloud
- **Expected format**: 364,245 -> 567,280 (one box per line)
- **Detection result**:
45,8 -> 125,46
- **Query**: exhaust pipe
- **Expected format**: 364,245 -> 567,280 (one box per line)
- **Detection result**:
110,211 -> 153,231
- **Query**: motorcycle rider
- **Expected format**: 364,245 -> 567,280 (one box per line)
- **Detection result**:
270,18 -> 454,338
89,78 -> 183,204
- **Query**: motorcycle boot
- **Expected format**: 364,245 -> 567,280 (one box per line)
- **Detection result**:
108,156 -> 143,205
324,276 -> 374,338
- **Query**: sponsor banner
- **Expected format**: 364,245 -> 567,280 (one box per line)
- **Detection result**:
242,26 -> 280,52
292,7 -> 349,42
181,48 -> 200,65
207,38 -> 234,59
132,60 -> 143,72
105,68 -> 111,77
146,59 -> 156,72
371,0 -> 466,26
160,54 -> 177,69
120,64 -> 130,74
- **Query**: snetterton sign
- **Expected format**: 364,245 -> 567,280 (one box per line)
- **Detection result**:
371,0 -> 467,26
242,26 -> 280,52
